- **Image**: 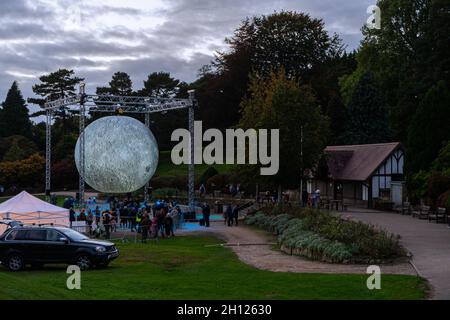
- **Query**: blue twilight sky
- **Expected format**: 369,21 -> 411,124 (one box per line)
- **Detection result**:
0,0 -> 373,114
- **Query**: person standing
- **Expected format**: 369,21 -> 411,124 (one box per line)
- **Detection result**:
232,206 -> 239,226
130,207 -> 137,232
165,214 -> 175,237
226,205 -> 233,227
95,206 -> 101,224
136,209 -> 143,233
199,184 -> 206,197
314,188 -> 321,208
302,189 -> 309,207
202,202 -> 210,227
86,209 -> 93,235
69,207 -> 75,227
156,210 -> 165,238
103,211 -> 111,239
140,213 -> 150,243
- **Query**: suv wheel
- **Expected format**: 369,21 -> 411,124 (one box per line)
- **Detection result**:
76,254 -> 92,271
7,254 -> 24,272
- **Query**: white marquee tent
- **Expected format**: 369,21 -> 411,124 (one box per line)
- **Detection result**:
0,191 -> 69,228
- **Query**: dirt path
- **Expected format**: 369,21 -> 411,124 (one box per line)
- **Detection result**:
189,221 -> 416,275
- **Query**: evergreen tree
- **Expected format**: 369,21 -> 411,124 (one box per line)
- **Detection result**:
137,72 -> 189,149
28,69 -> 83,148
341,72 -> 392,145
140,72 -> 180,98
29,69 -> 84,116
0,82 -> 32,138
407,81 -> 450,174
326,94 -> 347,144
96,71 -> 133,96
356,0 -> 450,143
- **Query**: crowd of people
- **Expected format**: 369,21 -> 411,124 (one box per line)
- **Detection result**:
200,202 -> 240,228
69,198 -> 182,242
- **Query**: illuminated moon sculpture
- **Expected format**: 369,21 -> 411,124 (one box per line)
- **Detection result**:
74,116 -> 159,193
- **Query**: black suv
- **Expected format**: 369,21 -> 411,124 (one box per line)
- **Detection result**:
0,225 -> 119,271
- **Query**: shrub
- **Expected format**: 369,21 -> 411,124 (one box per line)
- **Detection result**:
199,166 -> 219,185
426,171 -> 450,204
206,173 -> 229,191
245,207 -> 406,263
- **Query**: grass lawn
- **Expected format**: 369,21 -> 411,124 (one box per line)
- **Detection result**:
0,235 -> 426,300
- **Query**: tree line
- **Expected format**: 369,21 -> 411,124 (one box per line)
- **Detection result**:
0,2 -> 448,205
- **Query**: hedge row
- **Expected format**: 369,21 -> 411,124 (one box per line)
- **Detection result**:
245,209 -> 406,263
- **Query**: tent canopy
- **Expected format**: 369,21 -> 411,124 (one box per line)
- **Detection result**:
0,191 -> 69,226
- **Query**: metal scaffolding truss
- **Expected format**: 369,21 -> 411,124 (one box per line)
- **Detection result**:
45,94 -> 191,113
44,85 -> 197,214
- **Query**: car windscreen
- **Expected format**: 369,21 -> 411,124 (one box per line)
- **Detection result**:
59,228 -> 89,241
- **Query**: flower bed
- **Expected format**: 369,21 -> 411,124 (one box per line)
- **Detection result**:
245,208 -> 406,264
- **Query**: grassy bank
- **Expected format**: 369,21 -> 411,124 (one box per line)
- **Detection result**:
0,235 -> 426,300
154,151 -> 235,178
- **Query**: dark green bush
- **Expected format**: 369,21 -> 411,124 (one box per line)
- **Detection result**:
245,207 -> 406,263
199,166 -> 219,185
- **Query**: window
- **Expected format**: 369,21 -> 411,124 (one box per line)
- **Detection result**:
26,230 -> 46,241
379,188 -> 391,200
6,229 -> 27,240
46,229 -> 64,241
362,185 -> 368,201
59,228 -> 88,241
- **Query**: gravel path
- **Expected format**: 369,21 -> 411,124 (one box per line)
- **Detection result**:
337,208 -> 450,300
188,221 -> 416,275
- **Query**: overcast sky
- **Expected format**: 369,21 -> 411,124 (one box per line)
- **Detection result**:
0,0 -> 373,114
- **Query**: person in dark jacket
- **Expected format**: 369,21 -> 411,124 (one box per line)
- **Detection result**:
164,214 -> 174,237
232,206 -> 239,226
202,203 -> 210,227
140,213 -> 150,243
226,205 -> 233,227
103,211 -> 112,239
302,190 -> 309,207
69,207 -> 76,228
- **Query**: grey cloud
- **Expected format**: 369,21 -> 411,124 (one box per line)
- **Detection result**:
0,0 -> 369,104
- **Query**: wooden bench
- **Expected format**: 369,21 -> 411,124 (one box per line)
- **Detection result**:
428,207 -> 447,224
412,205 -> 431,219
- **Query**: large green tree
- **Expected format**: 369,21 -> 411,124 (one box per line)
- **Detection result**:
96,71 -> 133,96
341,72 -> 392,145
28,69 -> 84,142
29,69 -> 84,115
195,11 -> 347,131
239,70 -> 329,190
406,81 -> 450,174
140,72 -> 180,98
326,94 -> 347,145
0,135 -> 38,161
139,72 -> 190,149
354,0 -> 450,143
0,82 -> 32,138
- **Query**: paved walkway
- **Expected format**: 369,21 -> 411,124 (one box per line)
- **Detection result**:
338,208 -> 450,300
184,221 -> 415,275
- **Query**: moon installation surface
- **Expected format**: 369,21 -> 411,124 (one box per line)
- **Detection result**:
74,116 -> 159,193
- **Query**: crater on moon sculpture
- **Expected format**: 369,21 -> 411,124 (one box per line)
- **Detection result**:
74,116 -> 159,193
